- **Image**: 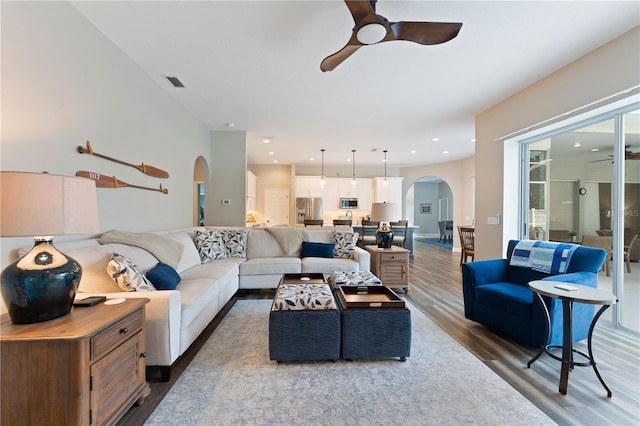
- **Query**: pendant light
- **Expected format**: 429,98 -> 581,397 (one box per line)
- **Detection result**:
383,150 -> 388,182
351,149 -> 357,185
320,149 -> 325,185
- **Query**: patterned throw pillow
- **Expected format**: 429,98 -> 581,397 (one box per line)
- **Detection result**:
331,231 -> 359,259
107,253 -> 156,292
220,229 -> 248,258
194,230 -> 226,263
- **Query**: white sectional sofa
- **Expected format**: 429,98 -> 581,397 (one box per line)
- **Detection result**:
43,226 -> 369,380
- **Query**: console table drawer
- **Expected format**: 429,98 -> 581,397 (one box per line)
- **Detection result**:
92,309 -> 143,360
379,251 -> 408,262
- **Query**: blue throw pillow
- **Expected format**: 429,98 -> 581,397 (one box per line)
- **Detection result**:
300,242 -> 335,258
146,262 -> 181,290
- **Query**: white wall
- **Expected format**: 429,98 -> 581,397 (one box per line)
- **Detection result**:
476,26 -> 640,259
1,2 -> 211,266
401,156 -> 475,250
207,131 -> 247,226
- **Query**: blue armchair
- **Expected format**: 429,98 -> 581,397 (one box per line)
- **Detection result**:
461,240 -> 607,347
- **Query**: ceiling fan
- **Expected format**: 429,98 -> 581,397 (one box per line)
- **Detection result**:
320,0 -> 462,72
590,145 -> 640,163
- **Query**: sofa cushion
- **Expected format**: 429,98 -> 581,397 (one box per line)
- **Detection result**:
165,231 -> 201,273
301,257 -> 359,274
220,229 -> 248,258
246,228 -> 287,258
239,257 -> 302,275
331,230 -> 358,259
300,241 -> 335,258
64,243 -> 157,293
107,253 -> 157,292
194,229 -> 226,262
475,282 -> 533,318
146,262 -> 181,290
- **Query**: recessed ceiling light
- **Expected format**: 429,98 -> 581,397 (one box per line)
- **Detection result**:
443,151 -> 449,154
432,138 -> 439,142
471,138 -> 476,143
346,158 -> 351,162
263,139 -> 270,144
573,141 -> 581,147
269,151 -> 275,155
310,157 -> 315,161
411,150 -> 417,154
273,160 -> 279,163
591,148 -> 600,152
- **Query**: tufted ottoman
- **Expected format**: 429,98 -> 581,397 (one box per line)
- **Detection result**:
269,283 -> 340,362
327,271 -> 382,289
336,285 -> 411,362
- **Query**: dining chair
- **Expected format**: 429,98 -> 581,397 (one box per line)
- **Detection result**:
438,221 -> 447,243
444,220 -> 454,242
390,220 -> 409,248
359,219 -> 379,246
332,219 -> 352,227
304,219 -> 323,227
581,235 -> 613,276
458,226 -> 475,265
624,233 -> 638,273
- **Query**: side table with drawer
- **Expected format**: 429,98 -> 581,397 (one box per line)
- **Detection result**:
1,298 -> 150,426
365,245 -> 410,293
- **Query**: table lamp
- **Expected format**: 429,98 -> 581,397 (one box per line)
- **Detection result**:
0,172 -> 100,324
370,202 -> 398,248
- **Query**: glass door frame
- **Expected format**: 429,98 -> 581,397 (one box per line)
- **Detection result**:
517,102 -> 639,330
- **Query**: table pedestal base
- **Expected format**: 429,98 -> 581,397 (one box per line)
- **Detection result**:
527,294 -> 613,397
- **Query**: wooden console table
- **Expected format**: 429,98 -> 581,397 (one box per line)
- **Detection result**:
366,245 -> 410,293
1,298 -> 150,425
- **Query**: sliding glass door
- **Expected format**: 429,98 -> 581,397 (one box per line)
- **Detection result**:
521,106 -> 639,333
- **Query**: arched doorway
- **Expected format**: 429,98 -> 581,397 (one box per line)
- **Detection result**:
193,156 -> 209,226
409,176 -> 453,246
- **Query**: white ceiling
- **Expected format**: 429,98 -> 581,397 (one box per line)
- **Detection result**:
70,1 -> 640,170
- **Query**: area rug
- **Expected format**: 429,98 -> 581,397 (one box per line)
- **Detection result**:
146,300 -> 553,425
415,238 -> 453,248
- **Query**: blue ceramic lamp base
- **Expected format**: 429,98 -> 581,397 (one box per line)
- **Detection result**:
0,237 -> 81,324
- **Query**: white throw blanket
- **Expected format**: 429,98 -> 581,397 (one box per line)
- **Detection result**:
265,227 -> 309,255
99,230 -> 184,269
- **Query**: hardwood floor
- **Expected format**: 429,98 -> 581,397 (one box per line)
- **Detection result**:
119,241 -> 640,425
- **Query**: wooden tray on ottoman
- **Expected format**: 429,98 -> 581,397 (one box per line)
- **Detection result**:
280,273 -> 327,285
337,285 -> 405,309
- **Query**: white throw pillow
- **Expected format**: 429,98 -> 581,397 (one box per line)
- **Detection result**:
106,253 -> 156,292
194,230 -> 226,263
220,229 -> 248,258
331,231 -> 359,259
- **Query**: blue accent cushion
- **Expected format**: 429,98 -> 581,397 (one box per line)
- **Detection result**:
300,242 -> 335,258
146,262 -> 181,290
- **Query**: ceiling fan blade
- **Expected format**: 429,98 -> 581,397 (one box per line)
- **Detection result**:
345,0 -> 377,24
390,21 -> 462,45
321,43 -> 362,72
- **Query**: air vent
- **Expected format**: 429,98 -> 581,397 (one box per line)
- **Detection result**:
165,76 -> 185,88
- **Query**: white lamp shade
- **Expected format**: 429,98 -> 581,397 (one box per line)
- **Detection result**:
0,171 -> 100,237
370,202 -> 398,223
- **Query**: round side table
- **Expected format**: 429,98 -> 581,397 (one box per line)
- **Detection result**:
527,280 -> 617,397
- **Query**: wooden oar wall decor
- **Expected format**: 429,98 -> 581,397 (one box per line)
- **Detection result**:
76,171 -> 168,194
77,141 -> 169,178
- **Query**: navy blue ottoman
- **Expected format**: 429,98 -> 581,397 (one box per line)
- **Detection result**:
337,290 -> 411,361
269,283 -> 340,362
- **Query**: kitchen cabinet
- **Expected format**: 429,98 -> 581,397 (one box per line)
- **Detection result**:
357,178 -> 374,212
338,178 -> 359,198
295,176 -> 324,198
374,177 -> 404,205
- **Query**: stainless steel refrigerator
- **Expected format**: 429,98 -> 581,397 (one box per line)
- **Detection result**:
296,198 -> 323,225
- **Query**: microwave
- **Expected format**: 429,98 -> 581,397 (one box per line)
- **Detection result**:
340,198 -> 358,209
